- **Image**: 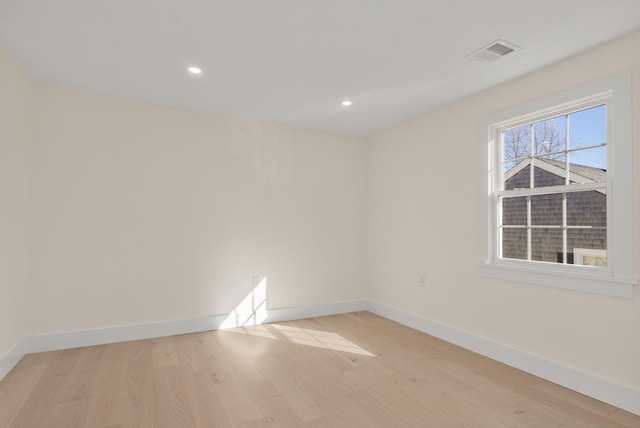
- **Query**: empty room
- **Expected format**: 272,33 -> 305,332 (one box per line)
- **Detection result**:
1,1 -> 639,427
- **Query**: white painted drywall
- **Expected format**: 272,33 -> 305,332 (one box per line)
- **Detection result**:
25,86 -> 367,334
367,32 -> 640,390
0,46 -> 32,357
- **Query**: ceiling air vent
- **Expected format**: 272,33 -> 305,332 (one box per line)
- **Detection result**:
467,39 -> 520,62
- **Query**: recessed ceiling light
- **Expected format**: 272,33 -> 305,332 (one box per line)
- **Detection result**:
188,66 -> 202,75
342,100 -> 352,106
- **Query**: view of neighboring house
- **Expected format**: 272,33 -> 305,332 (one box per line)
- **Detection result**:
501,158 -> 607,265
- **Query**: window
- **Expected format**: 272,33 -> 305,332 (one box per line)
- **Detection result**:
480,74 -> 635,298
500,104 -> 607,266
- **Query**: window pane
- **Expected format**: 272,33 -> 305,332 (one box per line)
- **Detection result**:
503,161 -> 516,174
504,163 -> 530,190
501,196 -> 526,226
533,159 -> 566,188
531,194 -> 562,226
566,190 -> 606,227
568,146 -> 607,178
501,228 -> 527,260
568,105 -> 606,150
531,228 -> 562,263
503,124 -> 530,162
538,152 -> 566,164
567,228 -> 607,251
533,115 -> 566,156
567,228 -> 607,267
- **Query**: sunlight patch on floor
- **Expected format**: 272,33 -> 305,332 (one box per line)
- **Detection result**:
272,324 -> 375,356
218,277 -> 374,356
227,325 -> 278,340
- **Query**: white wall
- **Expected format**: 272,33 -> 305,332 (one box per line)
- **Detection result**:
23,84 -> 366,335
0,46 -> 32,357
367,32 -> 640,390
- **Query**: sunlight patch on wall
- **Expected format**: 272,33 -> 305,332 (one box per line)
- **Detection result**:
220,276 -> 268,328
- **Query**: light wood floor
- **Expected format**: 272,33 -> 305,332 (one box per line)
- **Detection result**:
1,312 -> 638,428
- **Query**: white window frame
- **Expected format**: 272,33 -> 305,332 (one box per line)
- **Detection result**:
480,74 -> 635,298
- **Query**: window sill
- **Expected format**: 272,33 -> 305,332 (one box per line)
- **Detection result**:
479,261 -> 635,298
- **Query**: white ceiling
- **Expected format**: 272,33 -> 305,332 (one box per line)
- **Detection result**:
1,1 -> 639,136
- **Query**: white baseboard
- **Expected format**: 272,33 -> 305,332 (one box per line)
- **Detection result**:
2,298 -> 638,417
0,338 -> 30,381
24,314 -> 229,355
0,299 -> 368,381
367,300 -> 640,417
265,299 -> 368,323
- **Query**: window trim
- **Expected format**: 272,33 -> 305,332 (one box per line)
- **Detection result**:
480,73 -> 635,298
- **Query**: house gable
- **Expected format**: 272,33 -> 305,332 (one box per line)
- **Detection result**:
502,162 -> 606,263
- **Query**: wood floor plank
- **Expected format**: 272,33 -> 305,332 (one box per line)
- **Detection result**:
213,379 -> 264,426
153,365 -> 199,428
46,398 -> 91,428
189,370 -> 234,428
427,393 -> 517,428
1,311 -> 638,428
172,334 -> 210,374
607,409 -> 640,428
0,362 -> 49,428
534,379 -> 621,417
54,345 -> 106,404
512,399 -> 573,427
253,394 -> 304,426
523,385 -> 631,428
42,348 -> 83,379
84,342 -> 128,427
150,336 -> 180,368
198,331 -> 240,385
8,371 -> 66,428
217,334 -> 280,401
125,340 -> 157,428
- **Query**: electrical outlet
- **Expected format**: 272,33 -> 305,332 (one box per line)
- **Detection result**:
419,274 -> 426,287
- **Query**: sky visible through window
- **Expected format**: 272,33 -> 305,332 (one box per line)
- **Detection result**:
569,105 -> 606,169
503,105 -> 606,171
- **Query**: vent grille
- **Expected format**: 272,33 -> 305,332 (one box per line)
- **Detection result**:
467,39 -> 520,62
